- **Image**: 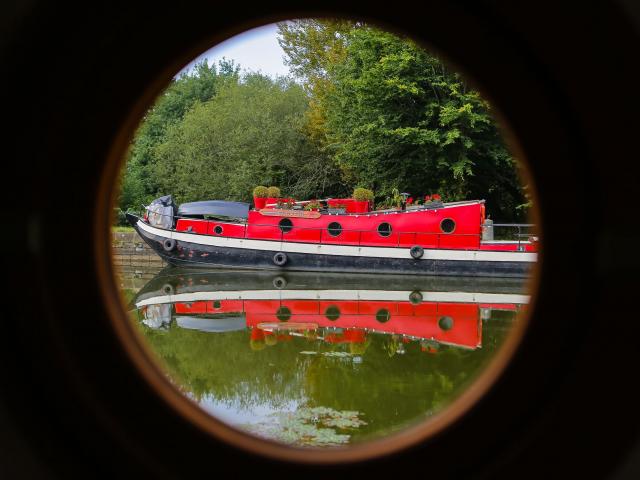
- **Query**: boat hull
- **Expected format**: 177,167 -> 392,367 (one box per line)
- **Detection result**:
127,214 -> 536,278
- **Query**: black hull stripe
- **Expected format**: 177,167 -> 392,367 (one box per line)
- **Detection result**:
133,221 -> 534,278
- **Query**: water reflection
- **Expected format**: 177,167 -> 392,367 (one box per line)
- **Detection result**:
128,269 -> 528,447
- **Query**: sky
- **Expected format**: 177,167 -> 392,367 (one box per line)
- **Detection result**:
177,23 -> 291,78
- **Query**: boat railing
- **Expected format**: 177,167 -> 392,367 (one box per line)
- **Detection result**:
244,223 -> 536,250
484,223 -> 537,244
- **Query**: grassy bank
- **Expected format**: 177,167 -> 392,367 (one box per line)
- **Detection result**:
112,226 -> 135,233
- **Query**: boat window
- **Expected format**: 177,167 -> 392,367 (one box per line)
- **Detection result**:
278,218 -> 293,234
325,305 -> 341,321
378,222 -> 392,237
327,222 -> 342,237
276,306 -> 291,321
213,225 -> 223,235
440,218 -> 456,233
438,316 -> 454,331
376,308 -> 391,323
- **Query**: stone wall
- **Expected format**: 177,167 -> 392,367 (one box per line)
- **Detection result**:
112,231 -> 166,270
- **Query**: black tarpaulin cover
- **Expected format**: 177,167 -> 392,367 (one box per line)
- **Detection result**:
177,200 -> 250,219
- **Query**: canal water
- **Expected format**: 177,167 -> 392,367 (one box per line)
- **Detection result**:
117,266 -> 528,447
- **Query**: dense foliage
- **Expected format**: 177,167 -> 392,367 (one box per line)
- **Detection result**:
279,20 -> 529,219
118,21 -> 530,222
119,60 -> 240,210
153,74 -> 339,204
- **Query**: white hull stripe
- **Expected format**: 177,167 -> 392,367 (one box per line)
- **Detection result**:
136,290 -> 530,308
138,220 -> 538,263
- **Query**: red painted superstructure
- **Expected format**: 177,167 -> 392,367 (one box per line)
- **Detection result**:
176,219 -> 246,238
245,202 -> 484,249
171,198 -> 533,252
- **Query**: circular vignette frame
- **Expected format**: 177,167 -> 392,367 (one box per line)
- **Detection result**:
92,6 -> 554,470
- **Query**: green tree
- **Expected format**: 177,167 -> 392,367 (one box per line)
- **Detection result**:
118,59 -> 240,213
153,73 -> 341,204
279,22 -> 528,221
119,22 -> 529,222
276,20 -> 354,188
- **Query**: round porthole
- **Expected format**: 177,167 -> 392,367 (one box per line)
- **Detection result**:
440,218 -> 456,234
438,316 -> 454,331
213,225 -> 223,235
378,222 -> 392,237
376,308 -> 391,323
276,306 -> 291,322
327,222 -> 342,237
325,305 -> 341,321
278,218 -> 293,234
213,300 -> 221,309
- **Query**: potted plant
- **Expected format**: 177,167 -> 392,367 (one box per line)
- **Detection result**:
253,186 -> 268,209
424,193 -> 443,206
277,198 -> 295,209
304,200 -> 322,211
352,187 -> 374,213
266,186 -> 281,208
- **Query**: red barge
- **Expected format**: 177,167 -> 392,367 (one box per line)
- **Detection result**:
126,193 -> 538,277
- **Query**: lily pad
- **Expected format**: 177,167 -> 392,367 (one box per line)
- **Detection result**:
239,406 -> 367,447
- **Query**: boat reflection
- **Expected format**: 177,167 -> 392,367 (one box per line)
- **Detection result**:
134,269 -> 528,355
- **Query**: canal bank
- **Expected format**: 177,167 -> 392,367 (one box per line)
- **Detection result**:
112,230 -> 166,268
112,230 -> 165,292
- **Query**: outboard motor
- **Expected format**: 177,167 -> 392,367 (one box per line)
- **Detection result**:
146,195 -> 176,229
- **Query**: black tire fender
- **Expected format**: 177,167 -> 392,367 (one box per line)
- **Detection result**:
162,238 -> 176,252
410,245 -> 424,259
273,252 -> 288,266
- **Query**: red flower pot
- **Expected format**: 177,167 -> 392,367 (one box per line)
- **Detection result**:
254,197 -> 267,209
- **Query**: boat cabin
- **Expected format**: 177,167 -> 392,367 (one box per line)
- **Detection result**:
163,195 -> 521,251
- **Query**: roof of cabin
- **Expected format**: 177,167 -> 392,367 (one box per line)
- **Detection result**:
177,200 -> 250,219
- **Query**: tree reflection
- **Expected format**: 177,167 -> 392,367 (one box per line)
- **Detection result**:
134,280 -> 519,444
